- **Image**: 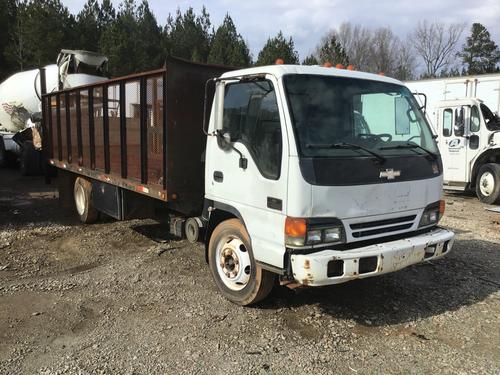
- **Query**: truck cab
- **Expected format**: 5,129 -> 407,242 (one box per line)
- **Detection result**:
203,65 -> 454,304
431,98 -> 500,203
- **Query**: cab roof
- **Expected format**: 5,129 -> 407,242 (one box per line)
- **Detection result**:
220,64 -> 403,86
434,98 -> 483,107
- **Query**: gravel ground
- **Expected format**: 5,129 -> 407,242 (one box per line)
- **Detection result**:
0,168 -> 499,375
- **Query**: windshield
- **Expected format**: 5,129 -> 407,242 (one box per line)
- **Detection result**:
284,74 -> 438,158
480,103 -> 500,131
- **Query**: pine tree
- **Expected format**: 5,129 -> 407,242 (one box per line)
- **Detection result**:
5,0 -> 76,70
256,31 -> 299,66
75,0 -> 115,52
0,0 -> 17,80
317,35 -> 348,66
460,23 -> 500,74
208,14 -> 250,67
164,7 -> 211,62
302,54 -> 319,65
99,0 -> 161,76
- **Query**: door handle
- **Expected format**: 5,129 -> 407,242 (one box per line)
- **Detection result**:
267,197 -> 282,211
213,171 -> 223,182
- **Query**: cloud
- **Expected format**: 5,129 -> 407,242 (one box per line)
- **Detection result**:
64,0 -> 500,61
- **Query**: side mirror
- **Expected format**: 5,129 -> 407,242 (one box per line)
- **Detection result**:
30,111 -> 42,123
216,130 -> 233,152
215,129 -> 247,169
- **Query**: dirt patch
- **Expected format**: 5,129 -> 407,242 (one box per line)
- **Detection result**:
0,168 -> 499,374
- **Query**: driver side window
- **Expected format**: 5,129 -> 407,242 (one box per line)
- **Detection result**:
442,109 -> 452,137
222,81 -> 282,180
470,105 -> 480,132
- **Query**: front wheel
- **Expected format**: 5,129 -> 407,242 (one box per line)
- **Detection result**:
476,163 -> 500,204
208,219 -> 275,306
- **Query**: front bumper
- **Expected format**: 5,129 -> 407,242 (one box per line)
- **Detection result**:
290,227 -> 454,286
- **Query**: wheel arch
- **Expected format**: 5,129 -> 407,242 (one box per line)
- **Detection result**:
203,200 -> 249,263
471,148 -> 500,187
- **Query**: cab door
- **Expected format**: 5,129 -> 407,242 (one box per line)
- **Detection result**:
438,106 -> 469,184
204,76 -> 289,268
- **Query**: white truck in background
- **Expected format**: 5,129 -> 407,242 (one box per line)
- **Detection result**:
0,50 -> 107,174
405,74 -> 500,203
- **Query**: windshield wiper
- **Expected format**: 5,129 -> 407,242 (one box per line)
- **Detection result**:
306,142 -> 386,163
379,143 -> 438,160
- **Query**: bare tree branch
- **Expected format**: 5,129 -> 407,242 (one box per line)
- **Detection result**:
411,20 -> 465,77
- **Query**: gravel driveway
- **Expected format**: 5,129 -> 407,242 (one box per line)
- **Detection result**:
0,169 -> 498,374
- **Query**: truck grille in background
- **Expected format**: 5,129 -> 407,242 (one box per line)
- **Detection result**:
350,215 -> 416,238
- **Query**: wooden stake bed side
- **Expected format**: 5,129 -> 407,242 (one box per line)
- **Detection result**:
41,57 -> 233,215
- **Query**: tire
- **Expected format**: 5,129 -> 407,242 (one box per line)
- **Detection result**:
476,163 -> 500,204
208,219 -> 275,306
185,217 -> 202,243
19,141 -> 41,176
74,177 -> 99,223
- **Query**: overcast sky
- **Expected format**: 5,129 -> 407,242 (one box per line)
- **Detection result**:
64,0 -> 500,63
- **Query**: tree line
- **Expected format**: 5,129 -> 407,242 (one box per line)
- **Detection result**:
0,0 -> 499,82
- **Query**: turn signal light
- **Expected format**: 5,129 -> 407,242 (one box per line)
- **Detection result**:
285,217 -> 307,246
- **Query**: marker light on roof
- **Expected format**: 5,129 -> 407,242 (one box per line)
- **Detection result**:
378,72 -> 385,76
275,58 -> 284,65
323,61 -> 333,68
335,63 -> 344,69
346,65 -> 354,70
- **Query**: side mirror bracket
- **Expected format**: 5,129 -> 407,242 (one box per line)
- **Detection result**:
215,130 -> 247,170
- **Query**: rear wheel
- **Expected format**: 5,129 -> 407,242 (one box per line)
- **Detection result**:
476,163 -> 500,204
74,177 -> 99,223
208,219 -> 275,306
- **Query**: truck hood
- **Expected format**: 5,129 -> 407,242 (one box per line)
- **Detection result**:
310,176 -> 443,219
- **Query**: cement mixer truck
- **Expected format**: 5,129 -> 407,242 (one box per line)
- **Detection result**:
0,49 -> 108,174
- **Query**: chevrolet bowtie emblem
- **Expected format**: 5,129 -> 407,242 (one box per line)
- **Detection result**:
379,168 -> 401,180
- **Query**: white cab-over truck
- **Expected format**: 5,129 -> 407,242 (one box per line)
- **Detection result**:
42,58 -> 454,305
406,74 -> 500,203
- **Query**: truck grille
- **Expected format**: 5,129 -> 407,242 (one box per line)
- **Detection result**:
350,215 -> 416,238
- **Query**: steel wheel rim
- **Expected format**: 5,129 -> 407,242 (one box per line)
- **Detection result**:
215,236 -> 252,291
480,171 -> 495,197
75,184 -> 86,216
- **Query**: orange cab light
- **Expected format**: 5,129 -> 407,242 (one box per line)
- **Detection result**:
378,72 -> 385,76
275,58 -> 285,65
346,64 -> 354,71
335,63 -> 344,69
285,217 -> 307,238
323,61 -> 333,68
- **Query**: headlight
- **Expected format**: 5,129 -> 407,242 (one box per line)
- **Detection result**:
419,200 -> 445,227
285,217 -> 345,247
324,227 -> 342,242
